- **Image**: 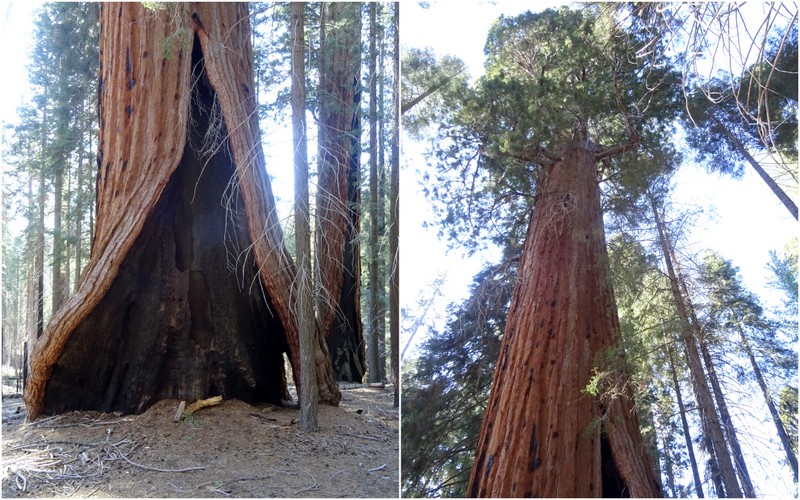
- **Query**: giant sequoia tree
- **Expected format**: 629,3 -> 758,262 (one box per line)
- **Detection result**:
315,2 -> 367,382
422,8 -> 675,496
25,2 -> 341,420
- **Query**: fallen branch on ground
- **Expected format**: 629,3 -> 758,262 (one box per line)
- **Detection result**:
173,396 -> 222,422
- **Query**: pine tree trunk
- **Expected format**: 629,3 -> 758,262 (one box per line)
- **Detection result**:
468,142 -> 661,497
375,2 -> 387,383
697,334 -> 756,497
677,267 -> 756,497
53,55 -> 69,313
650,194 -> 743,497
367,2 -> 381,384
24,2 -> 340,420
666,346 -> 705,498
74,125 -> 85,292
711,114 -> 798,221
659,431 -> 677,498
389,2 -> 400,408
35,159 -> 45,340
732,310 -> 799,481
316,2 -> 366,383
291,2 -> 318,432
52,158 -> 65,313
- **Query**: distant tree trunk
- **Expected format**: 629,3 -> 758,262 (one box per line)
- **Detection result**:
468,139 -> 662,497
731,311 -> 798,481
703,426 -> 726,497
52,55 -> 69,313
291,2 -> 318,432
389,1 -> 400,408
35,151 -> 45,340
367,2 -> 381,384
666,346 -> 705,498
316,2 -> 366,383
24,2 -> 340,421
52,158 -> 65,313
22,341 -> 28,391
697,334 -> 756,497
659,430 -> 677,498
711,114 -> 798,221
650,194 -> 743,497
74,125 -> 86,292
676,266 -> 756,497
376,3 -> 387,383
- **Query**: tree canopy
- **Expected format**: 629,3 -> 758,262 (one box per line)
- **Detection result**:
402,3 -> 798,497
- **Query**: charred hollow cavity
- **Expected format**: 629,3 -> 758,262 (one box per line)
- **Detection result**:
44,36 -> 290,415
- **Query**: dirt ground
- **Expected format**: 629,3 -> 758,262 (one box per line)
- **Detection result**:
1,384 -> 398,498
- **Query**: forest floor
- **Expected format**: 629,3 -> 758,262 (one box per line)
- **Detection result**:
1,384 -> 398,498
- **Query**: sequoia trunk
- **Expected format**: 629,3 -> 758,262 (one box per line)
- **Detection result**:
25,2 -> 340,420
316,2 -> 366,382
467,142 -> 661,497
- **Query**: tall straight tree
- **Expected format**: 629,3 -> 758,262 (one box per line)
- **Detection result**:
25,2 -> 340,420
367,2 -> 381,383
665,345 -> 705,497
291,2 -> 318,432
701,252 -> 798,481
454,8 -> 667,496
649,192 -> 743,497
316,2 -> 366,382
376,2 -> 388,384
389,1 -> 400,408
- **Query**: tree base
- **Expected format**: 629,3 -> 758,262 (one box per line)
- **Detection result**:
43,44 -> 290,415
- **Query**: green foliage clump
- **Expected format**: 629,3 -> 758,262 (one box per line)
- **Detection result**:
779,386 -> 798,457
160,27 -> 191,60
421,6 -> 681,253
401,250 -> 518,497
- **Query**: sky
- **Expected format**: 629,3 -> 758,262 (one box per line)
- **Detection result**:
400,1 -> 797,352
401,1 -> 797,497
0,2 -> 40,125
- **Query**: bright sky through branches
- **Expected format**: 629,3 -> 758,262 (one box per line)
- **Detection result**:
401,1 -> 796,497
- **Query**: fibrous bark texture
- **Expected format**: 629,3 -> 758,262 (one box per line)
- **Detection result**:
316,2 -> 366,382
290,1 -> 319,432
467,143 -> 662,497
25,2 -> 340,420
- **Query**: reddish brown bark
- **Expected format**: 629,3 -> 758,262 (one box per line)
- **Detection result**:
290,1 -> 319,432
389,2 -> 400,408
315,2 -> 366,382
467,142 -> 661,497
24,2 -> 340,421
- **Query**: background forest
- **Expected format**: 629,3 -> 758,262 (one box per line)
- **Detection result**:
1,2 -> 399,402
401,2 -> 797,498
